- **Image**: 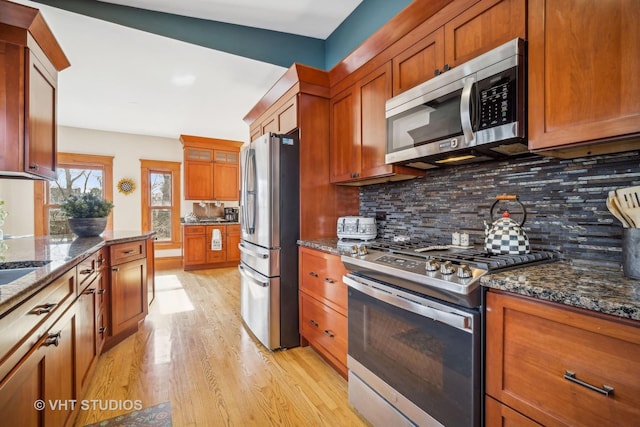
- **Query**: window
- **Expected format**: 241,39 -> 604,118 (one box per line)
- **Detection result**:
34,153 -> 114,236
141,160 -> 181,249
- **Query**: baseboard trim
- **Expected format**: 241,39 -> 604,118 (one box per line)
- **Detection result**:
155,256 -> 183,270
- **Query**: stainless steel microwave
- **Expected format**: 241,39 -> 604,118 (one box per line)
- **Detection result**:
385,38 -> 528,169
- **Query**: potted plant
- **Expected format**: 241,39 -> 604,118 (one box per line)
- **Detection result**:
60,192 -> 114,237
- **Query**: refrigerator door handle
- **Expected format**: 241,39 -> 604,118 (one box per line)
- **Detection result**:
239,242 -> 269,259
238,264 -> 269,287
242,148 -> 257,234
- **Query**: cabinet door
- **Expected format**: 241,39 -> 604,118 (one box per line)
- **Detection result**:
226,225 -> 241,262
359,62 -> 393,179
110,258 -> 147,336
25,49 -> 58,180
444,0 -> 525,68
183,229 -> 207,266
485,396 -> 542,427
276,97 -> 298,134
184,160 -> 213,200
393,28 -> 444,95
486,291 -> 640,426
206,225 -> 227,263
528,0 -> 640,151
76,277 -> 99,397
330,86 -> 359,182
213,163 -> 238,200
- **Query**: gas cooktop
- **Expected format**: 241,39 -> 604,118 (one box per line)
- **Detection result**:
341,237 -> 558,308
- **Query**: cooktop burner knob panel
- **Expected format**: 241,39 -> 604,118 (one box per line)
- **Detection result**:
440,261 -> 455,275
425,258 -> 440,272
457,264 -> 472,278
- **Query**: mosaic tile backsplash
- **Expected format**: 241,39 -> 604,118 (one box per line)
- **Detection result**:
359,151 -> 640,268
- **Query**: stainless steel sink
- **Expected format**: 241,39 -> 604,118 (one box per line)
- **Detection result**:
0,267 -> 38,285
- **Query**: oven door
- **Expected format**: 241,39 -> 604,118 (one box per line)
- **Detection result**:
344,274 -> 480,427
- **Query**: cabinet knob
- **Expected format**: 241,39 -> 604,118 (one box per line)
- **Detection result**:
434,69 -> 441,76
443,63 -> 451,72
42,331 -> 62,347
28,163 -> 40,171
30,302 -> 56,315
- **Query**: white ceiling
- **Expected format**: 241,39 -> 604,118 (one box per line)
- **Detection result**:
13,0 -> 362,141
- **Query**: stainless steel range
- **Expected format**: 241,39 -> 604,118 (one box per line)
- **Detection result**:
342,238 -> 557,427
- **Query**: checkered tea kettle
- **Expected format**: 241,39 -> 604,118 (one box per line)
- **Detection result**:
484,195 -> 531,255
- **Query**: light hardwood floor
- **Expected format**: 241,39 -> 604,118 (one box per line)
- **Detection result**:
74,267 -> 370,427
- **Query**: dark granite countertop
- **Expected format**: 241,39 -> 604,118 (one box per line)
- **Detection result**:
0,231 -> 155,316
181,221 -> 240,225
298,238 -> 640,322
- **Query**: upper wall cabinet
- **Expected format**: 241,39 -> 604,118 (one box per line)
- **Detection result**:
528,0 -> 640,154
0,1 -> 70,180
393,0 -> 526,95
181,135 -> 243,201
330,62 -> 425,185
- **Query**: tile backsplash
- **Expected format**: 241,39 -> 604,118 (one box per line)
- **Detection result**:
359,151 -> 640,268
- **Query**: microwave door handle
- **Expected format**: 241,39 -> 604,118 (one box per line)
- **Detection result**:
460,77 -> 476,144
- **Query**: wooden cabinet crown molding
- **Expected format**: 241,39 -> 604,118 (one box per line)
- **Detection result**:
0,1 -> 70,71
180,134 -> 243,151
243,63 -> 330,127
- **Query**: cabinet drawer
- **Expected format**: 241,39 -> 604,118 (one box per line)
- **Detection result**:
110,240 -> 146,265
300,293 -> 347,368
299,248 -> 347,313
486,291 -> 640,426
183,225 -> 206,235
0,268 -> 75,382
227,224 -> 240,235
76,250 -> 103,294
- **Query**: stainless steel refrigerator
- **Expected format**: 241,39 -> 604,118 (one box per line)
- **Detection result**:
238,132 -> 300,350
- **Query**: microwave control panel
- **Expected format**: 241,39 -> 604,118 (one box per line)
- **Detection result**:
477,67 -> 518,130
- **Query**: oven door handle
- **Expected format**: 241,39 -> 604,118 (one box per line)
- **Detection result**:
344,275 -> 472,332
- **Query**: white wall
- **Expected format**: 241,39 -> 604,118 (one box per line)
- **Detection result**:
0,126 -> 197,258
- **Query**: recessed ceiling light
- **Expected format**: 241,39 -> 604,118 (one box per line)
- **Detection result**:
172,74 -> 196,86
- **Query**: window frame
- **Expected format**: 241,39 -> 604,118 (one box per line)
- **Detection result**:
34,153 -> 114,236
140,159 -> 181,250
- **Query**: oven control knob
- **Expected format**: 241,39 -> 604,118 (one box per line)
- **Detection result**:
457,264 -> 472,279
358,245 -> 368,256
350,245 -> 359,255
440,261 -> 455,275
425,258 -> 440,272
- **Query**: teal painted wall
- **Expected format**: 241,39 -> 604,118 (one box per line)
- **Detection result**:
325,0 -> 412,69
32,0 -> 414,70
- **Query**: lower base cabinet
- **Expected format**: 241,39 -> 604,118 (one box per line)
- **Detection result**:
485,290 -> 640,426
0,305 -> 78,427
298,247 -> 348,378
182,224 -> 241,270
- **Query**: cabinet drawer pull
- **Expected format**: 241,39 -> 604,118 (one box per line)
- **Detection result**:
112,267 -> 120,272
29,163 -> 39,171
309,272 -> 319,278
80,268 -> 95,275
323,329 -> 335,338
99,326 -> 107,335
97,289 -> 106,295
324,277 -> 335,284
308,319 -> 319,327
42,331 -> 62,347
30,303 -> 56,315
564,371 -> 614,396
123,249 -> 136,254
84,288 -> 96,295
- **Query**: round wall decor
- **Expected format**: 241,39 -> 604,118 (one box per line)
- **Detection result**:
117,178 -> 136,195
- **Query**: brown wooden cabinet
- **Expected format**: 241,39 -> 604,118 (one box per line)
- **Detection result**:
181,135 -> 242,201
75,247 -> 107,398
0,293 -> 78,427
528,0 -> 640,154
108,240 -> 148,344
0,1 -> 70,180
298,246 -> 348,377
182,225 -> 207,267
485,290 -> 640,427
182,223 -> 240,270
392,0 -> 525,95
244,64 -> 359,240
330,62 -> 424,185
